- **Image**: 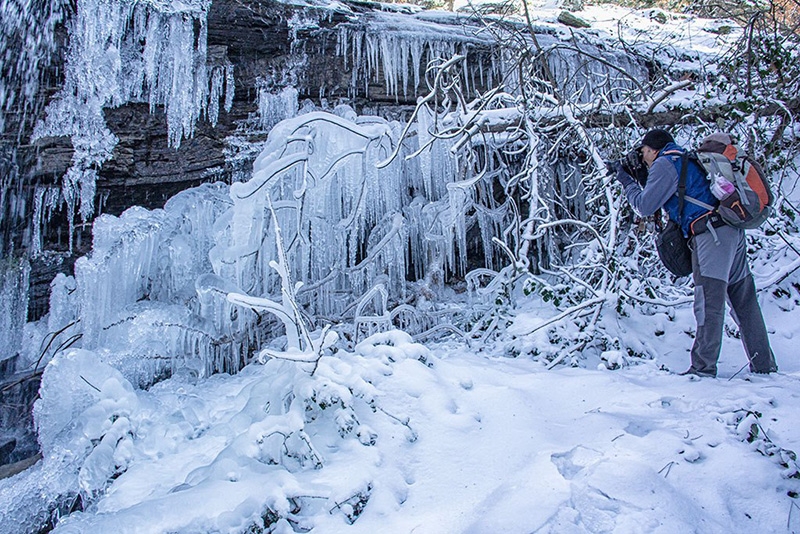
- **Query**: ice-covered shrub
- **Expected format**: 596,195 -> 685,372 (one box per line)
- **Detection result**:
26,329 -> 429,532
33,349 -> 139,502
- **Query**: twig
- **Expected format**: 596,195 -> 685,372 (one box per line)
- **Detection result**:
373,404 -> 418,442
34,319 -> 80,372
520,297 -> 606,336
658,461 -> 676,478
620,289 -> 693,307
80,375 -> 101,393
412,324 -> 470,347
546,340 -> 588,370
1,371 -> 43,393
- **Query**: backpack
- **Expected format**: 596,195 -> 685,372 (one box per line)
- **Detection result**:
687,135 -> 774,230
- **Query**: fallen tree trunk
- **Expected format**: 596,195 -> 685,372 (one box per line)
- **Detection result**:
460,93 -> 800,135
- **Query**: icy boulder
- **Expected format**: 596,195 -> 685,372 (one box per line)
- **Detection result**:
33,349 -> 138,482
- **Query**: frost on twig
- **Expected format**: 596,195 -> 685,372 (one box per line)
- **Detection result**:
227,196 -> 338,370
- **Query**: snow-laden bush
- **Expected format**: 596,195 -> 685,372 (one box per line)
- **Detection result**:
22,330 -> 430,533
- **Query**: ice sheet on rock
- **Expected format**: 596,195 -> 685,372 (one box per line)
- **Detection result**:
336,14 -> 498,101
0,257 -> 30,365
336,10 -> 648,104
74,184 -> 231,371
217,111 -> 407,319
258,86 -> 300,131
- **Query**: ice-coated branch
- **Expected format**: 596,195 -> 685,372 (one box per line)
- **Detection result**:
646,79 -> 693,114
377,54 -> 467,169
226,195 -> 339,367
518,296 -> 607,337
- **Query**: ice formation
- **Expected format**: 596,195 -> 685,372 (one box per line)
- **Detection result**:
65,184 -> 231,383
336,21 -> 497,100
258,86 -> 300,131
217,112 -> 409,315
0,0 -> 667,386
28,104 -> 502,381
29,0 -> 232,250
0,257 -> 30,362
31,186 -> 64,256
335,11 -> 647,104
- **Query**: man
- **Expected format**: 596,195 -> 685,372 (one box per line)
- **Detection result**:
615,129 -> 777,377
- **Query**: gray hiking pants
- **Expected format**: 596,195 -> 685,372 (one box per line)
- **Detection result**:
688,224 -> 777,376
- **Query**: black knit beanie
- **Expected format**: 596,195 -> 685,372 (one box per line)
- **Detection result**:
641,129 -> 674,150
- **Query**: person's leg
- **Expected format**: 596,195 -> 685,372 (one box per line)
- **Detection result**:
688,276 -> 727,376
728,275 -> 777,373
725,228 -> 777,373
687,226 -> 739,377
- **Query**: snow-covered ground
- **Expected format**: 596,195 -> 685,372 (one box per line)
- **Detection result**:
3,291 -> 799,533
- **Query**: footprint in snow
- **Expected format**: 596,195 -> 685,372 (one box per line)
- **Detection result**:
551,445 -> 603,480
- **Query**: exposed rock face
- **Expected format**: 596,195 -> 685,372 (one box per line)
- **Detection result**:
3,0 -> 435,320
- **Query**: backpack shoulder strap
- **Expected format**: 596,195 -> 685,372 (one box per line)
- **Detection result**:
676,154 -> 717,212
683,151 -> 717,211
676,153 -> 688,219
684,195 -> 716,211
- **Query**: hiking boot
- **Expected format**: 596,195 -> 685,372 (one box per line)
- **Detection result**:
752,367 -> 777,375
679,369 -> 716,378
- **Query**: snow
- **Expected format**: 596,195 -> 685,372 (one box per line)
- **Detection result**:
3,1 -> 800,533
4,310 -> 800,532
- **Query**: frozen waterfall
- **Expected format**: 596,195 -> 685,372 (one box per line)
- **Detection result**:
22,106 -> 501,383
2,0 -> 657,396
26,0 -> 232,251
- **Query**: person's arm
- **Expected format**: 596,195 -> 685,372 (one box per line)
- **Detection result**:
623,156 -> 679,217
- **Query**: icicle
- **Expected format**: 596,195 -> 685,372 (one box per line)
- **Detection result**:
208,66 -> 225,126
0,256 -> 30,362
31,186 -> 62,256
258,86 -> 300,131
29,0 -> 227,236
224,64 -> 235,112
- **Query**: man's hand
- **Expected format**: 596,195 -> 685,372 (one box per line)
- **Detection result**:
614,163 -> 636,188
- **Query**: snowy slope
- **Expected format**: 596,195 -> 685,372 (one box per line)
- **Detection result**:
4,307 -> 799,533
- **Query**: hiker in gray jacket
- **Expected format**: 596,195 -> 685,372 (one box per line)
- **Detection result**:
614,129 -> 778,377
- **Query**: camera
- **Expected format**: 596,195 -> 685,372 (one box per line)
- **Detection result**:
606,146 -> 648,185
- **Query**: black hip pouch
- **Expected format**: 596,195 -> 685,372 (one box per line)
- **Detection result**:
655,220 -> 693,277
